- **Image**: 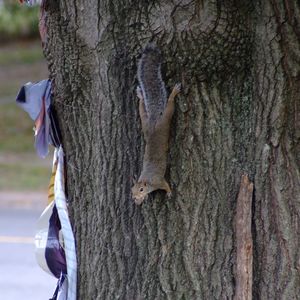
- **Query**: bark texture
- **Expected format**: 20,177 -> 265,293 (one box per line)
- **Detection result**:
44,0 -> 300,299
234,175 -> 253,300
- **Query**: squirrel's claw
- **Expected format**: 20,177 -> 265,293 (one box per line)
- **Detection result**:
136,86 -> 143,100
170,83 -> 181,98
174,83 -> 181,93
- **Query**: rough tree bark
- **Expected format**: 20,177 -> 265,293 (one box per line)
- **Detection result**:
44,0 -> 300,299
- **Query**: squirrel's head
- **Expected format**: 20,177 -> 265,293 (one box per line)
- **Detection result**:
131,181 -> 152,205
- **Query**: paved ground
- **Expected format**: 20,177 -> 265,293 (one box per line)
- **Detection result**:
0,193 -> 57,300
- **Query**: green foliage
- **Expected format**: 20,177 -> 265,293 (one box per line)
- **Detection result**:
0,1 -> 39,41
0,41 -> 46,98
0,45 -> 44,66
0,161 -> 51,191
0,103 -> 35,153
0,40 -> 49,191
0,102 -> 52,190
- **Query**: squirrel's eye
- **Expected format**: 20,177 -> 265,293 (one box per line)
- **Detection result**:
139,187 -> 144,192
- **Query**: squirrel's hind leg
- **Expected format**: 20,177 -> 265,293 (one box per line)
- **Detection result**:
136,86 -> 143,101
162,83 -> 181,121
160,179 -> 172,198
170,83 -> 181,99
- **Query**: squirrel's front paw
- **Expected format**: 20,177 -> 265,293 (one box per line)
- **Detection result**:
166,191 -> 172,199
175,82 -> 181,91
173,83 -> 181,96
136,86 -> 143,100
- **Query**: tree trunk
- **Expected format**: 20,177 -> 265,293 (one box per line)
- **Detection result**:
44,0 -> 300,299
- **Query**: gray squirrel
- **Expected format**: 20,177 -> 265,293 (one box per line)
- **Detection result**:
132,44 -> 181,205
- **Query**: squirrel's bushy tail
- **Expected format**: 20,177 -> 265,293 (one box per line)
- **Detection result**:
137,44 -> 167,124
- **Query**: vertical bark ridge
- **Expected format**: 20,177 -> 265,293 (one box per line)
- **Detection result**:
234,174 -> 253,300
253,0 -> 300,298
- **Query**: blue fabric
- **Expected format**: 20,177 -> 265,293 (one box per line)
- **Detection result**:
16,79 -> 60,157
16,80 -> 50,120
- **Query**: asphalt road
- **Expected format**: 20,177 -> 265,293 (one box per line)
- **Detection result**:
0,204 -> 57,299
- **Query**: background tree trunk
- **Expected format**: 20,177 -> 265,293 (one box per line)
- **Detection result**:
44,0 -> 300,299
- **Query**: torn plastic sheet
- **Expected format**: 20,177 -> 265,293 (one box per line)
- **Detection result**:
46,204 -> 67,278
16,79 -> 75,299
50,273 -> 68,300
35,147 -> 77,300
16,79 -> 61,157
53,147 -> 77,300
35,201 -> 68,300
